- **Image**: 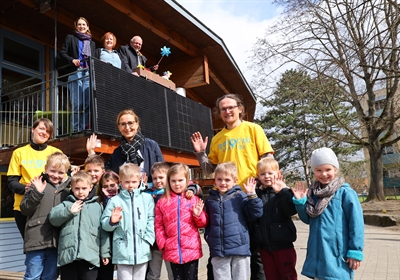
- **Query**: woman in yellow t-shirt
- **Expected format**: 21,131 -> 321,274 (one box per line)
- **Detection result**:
7,118 -> 61,239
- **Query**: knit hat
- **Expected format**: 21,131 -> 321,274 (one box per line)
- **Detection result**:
310,147 -> 339,171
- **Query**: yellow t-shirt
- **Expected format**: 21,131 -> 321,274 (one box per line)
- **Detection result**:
208,121 -> 274,187
7,144 -> 62,211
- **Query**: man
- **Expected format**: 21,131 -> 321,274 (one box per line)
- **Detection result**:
119,36 -> 159,75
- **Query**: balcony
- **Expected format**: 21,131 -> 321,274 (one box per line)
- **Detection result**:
0,57 -> 214,165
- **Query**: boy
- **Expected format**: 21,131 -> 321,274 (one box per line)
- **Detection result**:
20,152 -> 71,280
84,154 -> 105,188
254,158 -> 297,279
205,162 -> 263,280
101,163 -> 155,280
49,171 -> 110,280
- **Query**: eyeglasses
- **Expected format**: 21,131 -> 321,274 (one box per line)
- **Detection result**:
220,105 -> 238,112
118,121 -> 136,127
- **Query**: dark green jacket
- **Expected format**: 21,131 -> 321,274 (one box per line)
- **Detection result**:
49,194 -> 111,267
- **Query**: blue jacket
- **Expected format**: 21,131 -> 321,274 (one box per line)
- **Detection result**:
105,138 -> 164,183
101,186 -> 155,265
205,186 -> 263,257
293,183 -> 364,280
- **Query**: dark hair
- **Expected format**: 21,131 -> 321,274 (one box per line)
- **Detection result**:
150,162 -> 170,175
32,118 -> 54,138
74,17 -> 91,36
97,170 -> 120,205
213,93 -> 245,120
84,154 -> 105,169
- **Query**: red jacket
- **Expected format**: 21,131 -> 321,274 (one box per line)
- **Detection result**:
155,192 -> 208,264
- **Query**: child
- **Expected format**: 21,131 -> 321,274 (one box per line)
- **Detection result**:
49,171 -> 110,280
292,147 -> 364,279
205,162 -> 263,280
20,152 -> 72,280
254,158 -> 297,279
84,154 -> 105,190
101,163 -> 155,280
96,170 -> 120,280
155,163 -> 208,280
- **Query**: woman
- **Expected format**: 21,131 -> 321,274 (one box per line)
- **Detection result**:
60,17 -> 96,132
87,109 -> 164,183
7,118 -> 62,239
94,32 -> 122,68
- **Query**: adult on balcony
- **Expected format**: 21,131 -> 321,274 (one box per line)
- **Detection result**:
119,36 -> 159,75
87,109 -> 164,183
60,17 -> 96,132
190,93 -> 274,280
7,118 -> 62,239
94,32 -> 122,69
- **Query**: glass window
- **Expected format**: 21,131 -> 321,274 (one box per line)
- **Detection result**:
3,37 -> 40,72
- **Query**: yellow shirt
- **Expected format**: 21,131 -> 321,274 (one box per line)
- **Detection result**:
7,144 -> 61,211
208,121 -> 274,187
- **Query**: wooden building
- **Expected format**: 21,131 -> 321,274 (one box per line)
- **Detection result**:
0,0 -> 256,272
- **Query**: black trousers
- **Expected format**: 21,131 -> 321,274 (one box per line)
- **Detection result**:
14,210 -> 27,239
96,261 -> 114,280
60,260 -> 98,280
170,259 -> 199,280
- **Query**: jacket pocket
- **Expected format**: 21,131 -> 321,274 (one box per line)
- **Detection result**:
270,222 -> 296,242
27,216 -> 47,228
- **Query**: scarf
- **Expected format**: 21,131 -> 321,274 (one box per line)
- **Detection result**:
30,139 -> 47,151
74,31 -> 92,67
305,176 -> 345,218
120,131 -> 145,166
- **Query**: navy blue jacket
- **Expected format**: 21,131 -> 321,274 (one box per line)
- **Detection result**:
205,186 -> 263,257
253,187 -> 297,251
105,138 -> 164,183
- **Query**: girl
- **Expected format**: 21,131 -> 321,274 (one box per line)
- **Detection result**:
155,163 -> 208,280
60,17 -> 96,132
293,147 -> 364,280
96,170 -> 120,280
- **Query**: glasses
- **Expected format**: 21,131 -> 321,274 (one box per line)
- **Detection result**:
220,105 -> 238,112
118,121 -> 136,127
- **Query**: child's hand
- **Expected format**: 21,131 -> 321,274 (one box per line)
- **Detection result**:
86,133 -> 98,155
102,188 -> 117,198
141,173 -> 148,185
70,165 -> 81,176
32,176 -> 46,193
102,258 -> 109,265
25,182 -> 32,192
271,173 -> 286,193
244,177 -> 256,194
110,206 -> 123,224
186,189 -> 194,199
192,199 -> 204,217
70,200 -> 83,214
293,181 -> 308,199
346,258 -> 361,270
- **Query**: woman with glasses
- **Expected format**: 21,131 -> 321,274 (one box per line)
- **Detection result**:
87,109 -> 163,183
190,93 -> 274,280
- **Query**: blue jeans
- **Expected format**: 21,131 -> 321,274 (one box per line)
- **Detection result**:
24,248 -> 58,280
68,69 -> 90,132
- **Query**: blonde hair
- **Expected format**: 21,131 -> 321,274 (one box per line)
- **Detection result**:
116,109 -> 141,130
45,152 -> 70,172
214,162 -> 238,180
74,17 -> 91,36
119,163 -> 141,180
71,170 -> 92,188
257,158 -> 280,173
164,163 -> 190,200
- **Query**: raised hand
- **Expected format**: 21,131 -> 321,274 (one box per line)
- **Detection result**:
243,177 -> 257,194
293,181 -> 308,199
32,176 -> 46,193
185,189 -> 194,199
110,206 -> 123,224
86,133 -> 98,155
190,132 -> 208,153
192,199 -> 204,217
70,165 -> 81,176
271,172 -> 286,193
70,200 -> 83,214
141,173 -> 148,185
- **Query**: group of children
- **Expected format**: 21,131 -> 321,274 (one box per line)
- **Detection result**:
19,146 -> 364,280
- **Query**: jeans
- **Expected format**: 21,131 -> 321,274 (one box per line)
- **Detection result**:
68,69 -> 90,132
24,248 -> 58,280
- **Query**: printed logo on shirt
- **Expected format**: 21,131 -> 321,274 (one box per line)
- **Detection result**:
217,138 -> 251,152
21,159 -> 46,169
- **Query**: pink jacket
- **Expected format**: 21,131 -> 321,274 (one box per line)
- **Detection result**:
155,192 -> 208,264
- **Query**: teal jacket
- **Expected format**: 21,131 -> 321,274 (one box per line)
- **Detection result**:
49,194 -> 111,267
101,187 -> 155,265
293,183 -> 364,280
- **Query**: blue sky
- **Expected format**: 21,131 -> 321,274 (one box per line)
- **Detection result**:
175,0 -> 282,82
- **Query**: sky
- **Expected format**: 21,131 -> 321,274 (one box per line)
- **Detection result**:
174,0 -> 282,89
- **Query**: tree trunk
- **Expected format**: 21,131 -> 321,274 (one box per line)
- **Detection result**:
366,145 -> 386,201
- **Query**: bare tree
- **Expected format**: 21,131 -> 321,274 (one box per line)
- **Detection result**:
251,0 -> 400,201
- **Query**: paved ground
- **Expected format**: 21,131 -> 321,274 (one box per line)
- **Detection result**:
160,220 -> 400,280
